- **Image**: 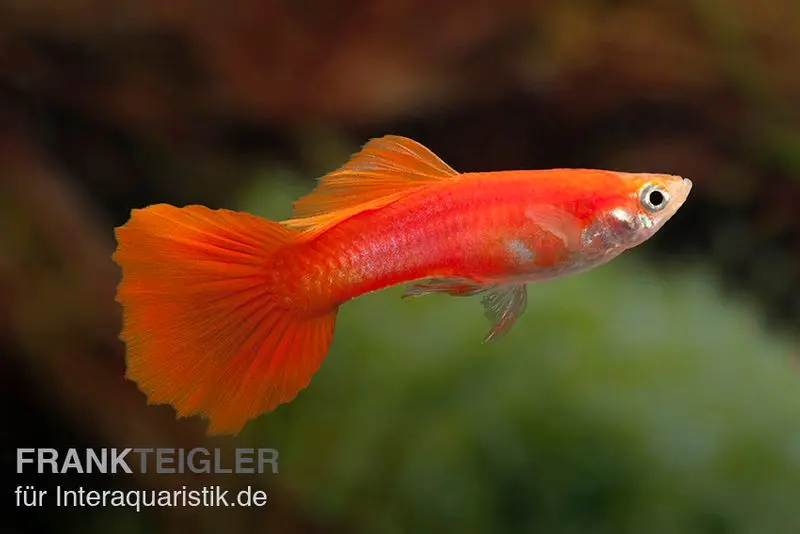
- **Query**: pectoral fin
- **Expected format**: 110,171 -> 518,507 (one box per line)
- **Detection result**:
524,204 -> 584,251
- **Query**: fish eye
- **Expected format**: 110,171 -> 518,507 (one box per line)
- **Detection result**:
640,184 -> 669,212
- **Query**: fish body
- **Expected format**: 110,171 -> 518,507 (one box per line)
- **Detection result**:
290,169 -> 678,309
113,136 -> 691,434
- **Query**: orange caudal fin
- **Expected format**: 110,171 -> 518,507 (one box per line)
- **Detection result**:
112,204 -> 337,435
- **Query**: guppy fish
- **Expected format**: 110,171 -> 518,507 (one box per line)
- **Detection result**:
113,135 -> 692,434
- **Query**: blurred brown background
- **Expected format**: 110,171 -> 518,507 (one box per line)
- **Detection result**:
2,1 -> 799,533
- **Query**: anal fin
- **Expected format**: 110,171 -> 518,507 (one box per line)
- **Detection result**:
402,277 -> 487,298
402,277 -> 528,342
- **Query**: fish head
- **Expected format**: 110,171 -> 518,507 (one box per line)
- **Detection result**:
624,173 -> 692,247
582,172 -> 692,255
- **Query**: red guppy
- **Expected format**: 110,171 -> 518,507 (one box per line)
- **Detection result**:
113,135 -> 692,434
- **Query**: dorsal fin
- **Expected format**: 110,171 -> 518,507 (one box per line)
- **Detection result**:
283,135 -> 460,235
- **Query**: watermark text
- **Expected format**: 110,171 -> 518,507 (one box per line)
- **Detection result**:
16,447 -> 278,475
15,484 -> 268,512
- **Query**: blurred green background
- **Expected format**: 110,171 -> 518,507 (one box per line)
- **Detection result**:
2,1 -> 799,533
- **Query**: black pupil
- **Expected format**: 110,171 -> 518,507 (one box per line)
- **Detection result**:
648,189 -> 664,207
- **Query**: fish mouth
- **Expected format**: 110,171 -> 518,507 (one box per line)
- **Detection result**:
650,176 -> 692,230
667,176 -> 692,206
675,177 -> 692,206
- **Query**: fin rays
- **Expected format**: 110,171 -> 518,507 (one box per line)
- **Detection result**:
480,284 -> 528,342
403,277 -> 529,341
114,204 -> 338,435
283,135 -> 460,236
